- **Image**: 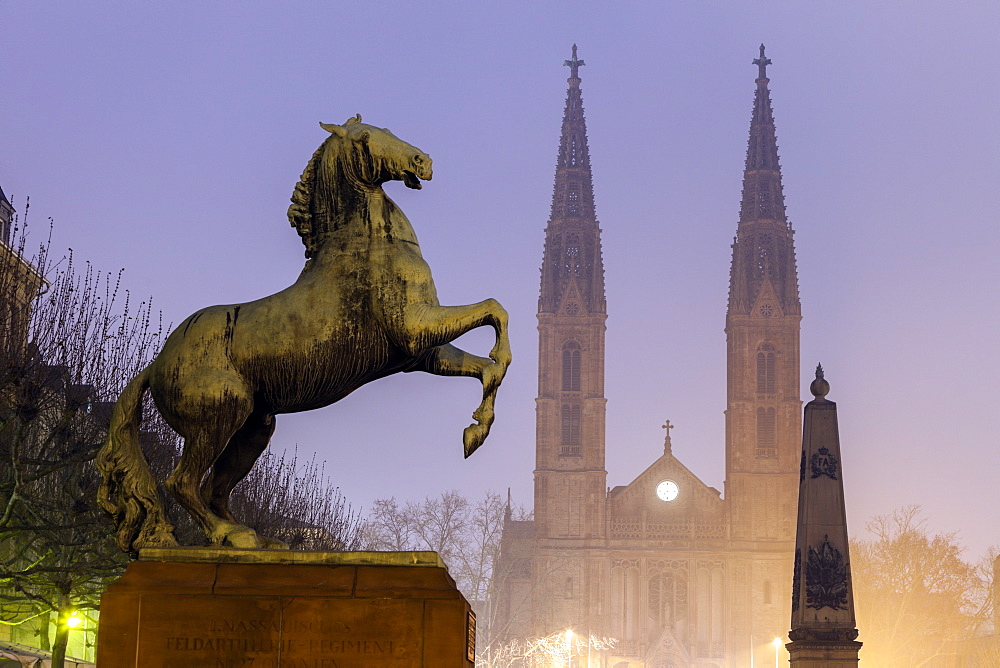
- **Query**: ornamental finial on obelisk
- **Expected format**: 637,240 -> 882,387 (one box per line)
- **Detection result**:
787,365 -> 862,666
810,363 -> 830,401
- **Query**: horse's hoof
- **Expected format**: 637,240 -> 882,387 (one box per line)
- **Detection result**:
464,423 -> 489,458
223,527 -> 263,549
259,536 -> 290,550
134,531 -> 180,551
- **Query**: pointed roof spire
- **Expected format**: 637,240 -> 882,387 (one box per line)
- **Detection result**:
727,44 -> 801,317
744,44 -> 781,178
0,184 -> 14,245
539,45 -> 606,315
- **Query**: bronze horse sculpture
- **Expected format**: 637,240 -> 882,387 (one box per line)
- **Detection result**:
97,116 -> 511,553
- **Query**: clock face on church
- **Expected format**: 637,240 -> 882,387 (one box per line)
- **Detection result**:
655,479 -> 679,502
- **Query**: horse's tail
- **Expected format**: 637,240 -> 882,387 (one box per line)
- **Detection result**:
96,364 -> 175,554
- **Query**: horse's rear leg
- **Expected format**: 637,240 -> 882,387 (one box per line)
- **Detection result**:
164,394 -> 269,548
417,342 -> 507,458
200,412 -> 289,550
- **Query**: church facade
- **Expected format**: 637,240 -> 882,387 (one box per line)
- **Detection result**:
491,46 -> 801,668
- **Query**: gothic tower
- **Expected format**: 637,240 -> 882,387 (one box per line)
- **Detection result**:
534,45 -> 607,545
725,45 -> 801,664
530,49 -> 609,636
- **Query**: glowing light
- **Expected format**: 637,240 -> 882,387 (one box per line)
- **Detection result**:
773,637 -> 782,668
66,613 -> 82,629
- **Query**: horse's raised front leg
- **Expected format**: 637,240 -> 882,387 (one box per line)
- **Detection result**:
399,300 -> 511,457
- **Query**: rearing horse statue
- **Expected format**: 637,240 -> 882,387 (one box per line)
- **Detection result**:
97,115 -> 511,553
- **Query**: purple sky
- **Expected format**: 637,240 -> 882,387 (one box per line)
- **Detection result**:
4,2 -> 999,560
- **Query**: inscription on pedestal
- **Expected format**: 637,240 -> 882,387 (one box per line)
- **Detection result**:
139,595 -> 421,667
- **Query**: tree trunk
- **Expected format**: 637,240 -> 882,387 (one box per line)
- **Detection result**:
38,610 -> 51,651
51,619 -> 68,668
50,594 -> 72,668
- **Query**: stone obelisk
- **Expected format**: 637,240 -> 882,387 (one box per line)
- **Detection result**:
787,365 -> 862,666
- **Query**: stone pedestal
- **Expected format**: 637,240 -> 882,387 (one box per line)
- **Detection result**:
786,639 -> 863,666
96,549 -> 475,667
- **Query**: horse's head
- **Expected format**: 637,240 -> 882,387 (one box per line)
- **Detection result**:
289,115 -> 434,257
320,115 -> 432,190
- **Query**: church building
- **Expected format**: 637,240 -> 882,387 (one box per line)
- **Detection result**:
491,45 -> 802,668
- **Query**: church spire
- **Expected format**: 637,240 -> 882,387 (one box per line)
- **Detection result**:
539,45 -> 605,315
728,44 -> 800,316
724,49 -> 804,662
745,43 -> 780,181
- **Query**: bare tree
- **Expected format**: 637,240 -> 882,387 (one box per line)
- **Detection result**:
228,447 -> 365,550
851,505 -> 995,667
1,211 -> 164,666
361,490 -> 535,663
362,490 -> 498,594
481,630 -> 617,668
365,497 -> 418,551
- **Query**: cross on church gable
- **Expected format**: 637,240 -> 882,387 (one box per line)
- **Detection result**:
662,419 -> 674,453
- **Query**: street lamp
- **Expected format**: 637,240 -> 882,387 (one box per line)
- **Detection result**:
66,612 -> 82,629
773,637 -> 781,668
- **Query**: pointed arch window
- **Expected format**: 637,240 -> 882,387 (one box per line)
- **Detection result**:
568,189 -> 580,209
647,563 -> 688,643
756,344 -> 776,395
758,188 -> 770,217
756,233 -> 773,274
611,560 -> 641,640
756,407 -> 776,458
562,341 -> 581,392
563,232 -> 580,275
561,404 -> 581,453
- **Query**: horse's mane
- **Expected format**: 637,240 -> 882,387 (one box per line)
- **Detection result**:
289,116 -> 378,259
287,139 -> 330,259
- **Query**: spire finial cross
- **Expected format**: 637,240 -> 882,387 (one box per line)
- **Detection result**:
753,43 -> 772,79
564,44 -> 585,79
662,419 -> 674,453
